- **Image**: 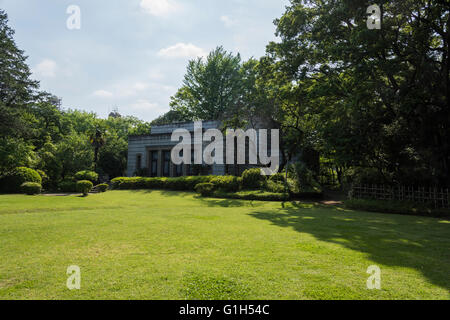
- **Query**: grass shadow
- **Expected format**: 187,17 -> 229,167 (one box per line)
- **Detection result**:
249,204 -> 450,293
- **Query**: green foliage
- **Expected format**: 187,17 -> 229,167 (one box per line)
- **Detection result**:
210,175 -> 240,192
0,167 -> 42,193
265,180 -> 286,193
170,46 -> 243,120
241,168 -> 265,189
269,0 -> 450,186
95,184 -> 108,193
74,170 -> 98,183
76,180 -> 93,196
269,173 -> 285,183
20,182 -> 42,195
288,162 -> 322,193
344,199 -> 450,218
194,183 -> 215,197
36,169 -> 49,189
56,133 -> 94,179
0,10 -> 39,141
111,176 -> 215,191
57,179 -> 77,193
0,138 -> 37,175
213,190 -> 289,201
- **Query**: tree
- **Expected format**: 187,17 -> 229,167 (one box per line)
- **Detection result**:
267,0 -> 450,185
0,10 -> 40,139
56,133 -> 94,179
89,128 -> 106,172
170,46 -> 243,120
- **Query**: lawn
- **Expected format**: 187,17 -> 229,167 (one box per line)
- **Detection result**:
0,190 -> 449,300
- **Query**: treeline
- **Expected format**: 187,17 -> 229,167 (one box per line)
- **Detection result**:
155,1 -> 450,187
0,10 -> 151,188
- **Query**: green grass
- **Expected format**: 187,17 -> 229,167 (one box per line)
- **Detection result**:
0,190 -> 449,300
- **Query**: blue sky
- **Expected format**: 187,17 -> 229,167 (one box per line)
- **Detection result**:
0,0 -> 290,122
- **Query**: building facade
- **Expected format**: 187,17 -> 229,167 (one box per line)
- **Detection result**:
127,121 -> 227,177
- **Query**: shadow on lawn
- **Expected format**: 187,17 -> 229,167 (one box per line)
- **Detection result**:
249,203 -> 450,293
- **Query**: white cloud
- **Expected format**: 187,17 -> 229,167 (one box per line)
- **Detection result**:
34,59 -> 57,78
157,43 -> 207,59
220,15 -> 237,28
139,0 -> 179,17
92,90 -> 114,98
115,81 -> 151,97
130,99 -> 167,112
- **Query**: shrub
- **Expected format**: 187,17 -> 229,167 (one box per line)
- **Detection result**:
58,179 -> 77,192
0,167 -> 42,193
74,170 -> 98,184
76,180 -> 93,196
265,179 -> 286,193
269,173 -> 286,183
20,182 -> 42,195
344,199 -> 450,218
36,170 -> 49,189
213,190 -> 289,201
110,176 -> 215,191
95,183 -> 109,192
194,183 -> 215,197
241,168 -> 265,189
210,175 -> 240,192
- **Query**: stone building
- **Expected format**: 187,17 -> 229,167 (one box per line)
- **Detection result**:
127,121 -> 227,177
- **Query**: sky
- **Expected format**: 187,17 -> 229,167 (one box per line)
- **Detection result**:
0,0 -> 290,122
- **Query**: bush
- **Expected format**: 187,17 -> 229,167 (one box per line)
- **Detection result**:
195,183 -> 215,197
210,175 -> 240,192
36,170 -> 49,189
0,167 -> 42,193
58,179 -> 77,192
95,184 -> 109,192
265,179 -> 286,193
241,168 -> 265,189
269,173 -> 286,183
110,176 -> 215,191
344,199 -> 450,218
74,170 -> 98,184
20,182 -> 42,195
213,190 -> 289,201
76,180 -> 93,196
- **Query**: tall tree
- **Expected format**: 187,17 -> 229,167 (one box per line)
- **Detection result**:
268,0 -> 450,185
170,46 -> 243,120
0,10 -> 39,139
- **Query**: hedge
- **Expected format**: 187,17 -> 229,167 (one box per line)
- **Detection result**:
110,176 -> 216,191
95,184 -> 109,192
0,167 -> 42,193
194,183 -> 215,197
241,168 -> 266,189
20,182 -> 42,195
210,175 -> 240,192
344,199 -> 450,218
212,190 -> 290,202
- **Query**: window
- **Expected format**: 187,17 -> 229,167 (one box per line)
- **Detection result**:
163,151 -> 171,177
136,154 -> 142,170
151,151 -> 158,177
